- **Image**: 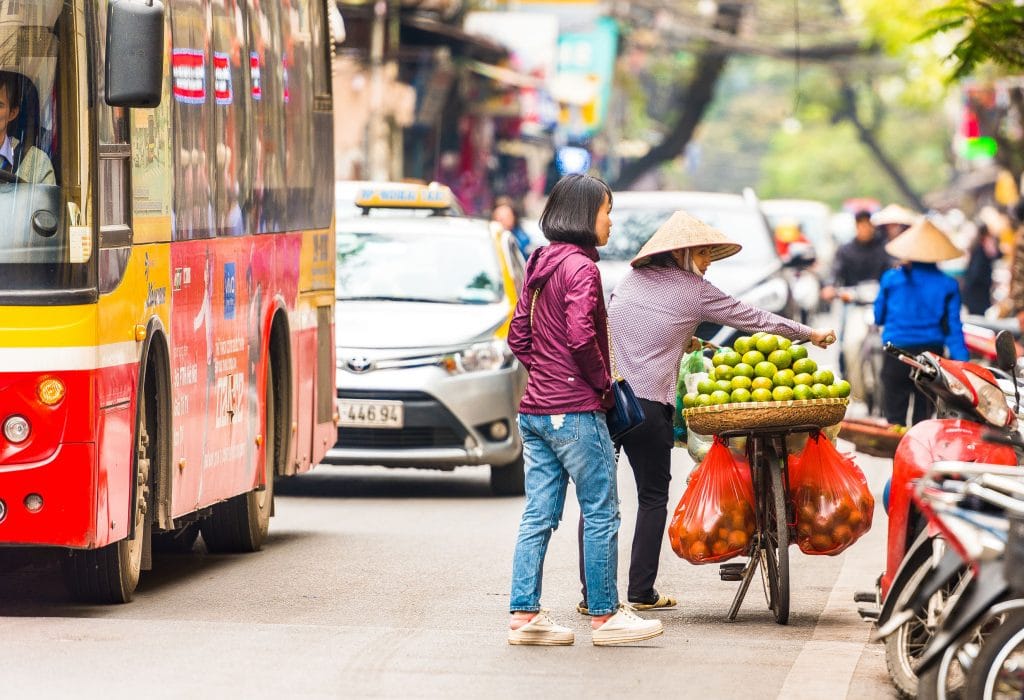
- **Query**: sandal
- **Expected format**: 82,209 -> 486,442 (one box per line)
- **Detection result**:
628,591 -> 678,611
576,601 -> 589,615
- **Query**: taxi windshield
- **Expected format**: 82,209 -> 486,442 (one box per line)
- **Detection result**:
0,0 -> 84,298
336,230 -> 504,305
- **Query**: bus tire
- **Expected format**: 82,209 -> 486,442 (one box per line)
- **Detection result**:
201,360 -> 276,553
63,421 -> 153,604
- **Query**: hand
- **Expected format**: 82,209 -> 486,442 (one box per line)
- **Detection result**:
821,286 -> 836,302
687,337 -> 702,352
809,328 -> 837,348
838,290 -> 854,303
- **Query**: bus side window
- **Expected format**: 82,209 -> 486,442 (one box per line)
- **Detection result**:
93,0 -> 132,293
211,0 -> 249,237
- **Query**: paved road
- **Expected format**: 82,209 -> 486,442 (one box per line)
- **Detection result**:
0,439 -> 897,699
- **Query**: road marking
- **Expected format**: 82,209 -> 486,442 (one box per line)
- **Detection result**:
777,548 -> 871,698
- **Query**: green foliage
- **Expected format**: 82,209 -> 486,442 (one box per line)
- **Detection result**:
918,1 -> 1024,79
758,108 -> 951,209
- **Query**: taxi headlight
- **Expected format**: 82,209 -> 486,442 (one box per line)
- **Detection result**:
442,340 -> 514,374
965,372 -> 1011,426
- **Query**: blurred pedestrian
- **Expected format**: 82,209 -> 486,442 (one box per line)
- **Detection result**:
871,203 -> 918,243
505,174 -> 662,647
574,210 -> 835,615
874,218 -> 968,426
961,222 -> 1000,316
822,209 -> 893,374
1006,199 -> 1024,333
491,195 -> 531,260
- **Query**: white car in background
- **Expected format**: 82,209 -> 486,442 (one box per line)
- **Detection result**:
598,190 -> 798,347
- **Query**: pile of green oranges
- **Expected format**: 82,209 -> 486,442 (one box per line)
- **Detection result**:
683,332 -> 852,408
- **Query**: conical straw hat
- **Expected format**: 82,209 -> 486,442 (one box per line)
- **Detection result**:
871,204 -> 918,227
630,210 -> 742,268
884,218 -> 963,263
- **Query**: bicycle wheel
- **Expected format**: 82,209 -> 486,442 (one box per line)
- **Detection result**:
764,458 -> 790,624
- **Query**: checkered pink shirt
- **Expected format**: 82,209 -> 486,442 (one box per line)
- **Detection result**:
608,266 -> 812,404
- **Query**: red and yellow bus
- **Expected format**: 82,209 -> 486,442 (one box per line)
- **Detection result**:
0,0 -> 336,602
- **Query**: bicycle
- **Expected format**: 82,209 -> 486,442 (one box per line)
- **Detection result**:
715,423 -> 820,625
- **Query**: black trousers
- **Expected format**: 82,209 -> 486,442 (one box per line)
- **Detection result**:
881,344 -> 942,426
579,398 -> 674,605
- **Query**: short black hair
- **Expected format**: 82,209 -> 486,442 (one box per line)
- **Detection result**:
539,174 -> 612,246
854,210 -> 873,223
0,71 -> 23,109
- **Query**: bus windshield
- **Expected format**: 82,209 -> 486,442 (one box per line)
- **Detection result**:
0,0 -> 88,297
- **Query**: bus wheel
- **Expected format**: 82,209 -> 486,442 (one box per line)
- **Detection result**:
63,423 -> 152,604
201,363 -> 276,553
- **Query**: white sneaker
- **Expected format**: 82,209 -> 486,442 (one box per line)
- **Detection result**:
591,604 -> 664,646
508,610 -> 575,646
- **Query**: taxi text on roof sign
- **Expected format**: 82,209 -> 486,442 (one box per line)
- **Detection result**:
355,183 -> 454,210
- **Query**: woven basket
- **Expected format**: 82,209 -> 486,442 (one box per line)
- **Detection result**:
683,398 -> 849,435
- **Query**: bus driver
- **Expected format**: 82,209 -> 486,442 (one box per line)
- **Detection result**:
0,71 -> 55,185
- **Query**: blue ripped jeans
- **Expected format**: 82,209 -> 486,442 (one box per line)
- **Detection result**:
509,411 -> 620,616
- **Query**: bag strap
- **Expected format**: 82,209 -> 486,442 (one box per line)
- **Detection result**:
529,287 -> 540,327
607,321 -> 621,381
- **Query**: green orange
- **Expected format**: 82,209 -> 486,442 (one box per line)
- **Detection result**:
710,390 -> 732,405
730,388 -> 752,403
742,350 -> 766,366
772,385 -> 795,401
732,362 -> 754,378
751,388 -> 773,402
792,357 -> 818,375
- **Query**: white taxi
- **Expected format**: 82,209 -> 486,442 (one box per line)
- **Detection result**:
325,183 -> 528,495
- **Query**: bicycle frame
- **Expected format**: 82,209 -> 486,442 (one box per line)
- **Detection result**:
718,423 -> 820,624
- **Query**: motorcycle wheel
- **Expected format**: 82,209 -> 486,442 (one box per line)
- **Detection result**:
916,641 -> 972,700
884,554 -> 964,698
965,610 -> 1024,700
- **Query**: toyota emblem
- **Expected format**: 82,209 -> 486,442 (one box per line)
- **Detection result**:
346,356 -> 373,373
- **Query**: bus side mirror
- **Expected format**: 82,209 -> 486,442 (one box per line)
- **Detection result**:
105,0 -> 165,108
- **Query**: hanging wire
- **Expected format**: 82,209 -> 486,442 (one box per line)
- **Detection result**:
793,0 -> 802,116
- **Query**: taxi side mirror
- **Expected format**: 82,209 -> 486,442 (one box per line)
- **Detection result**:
106,0 -> 165,108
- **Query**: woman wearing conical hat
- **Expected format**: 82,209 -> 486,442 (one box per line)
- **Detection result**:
873,218 -> 968,426
575,210 -> 835,615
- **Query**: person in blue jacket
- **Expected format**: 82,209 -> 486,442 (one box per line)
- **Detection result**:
874,218 -> 968,426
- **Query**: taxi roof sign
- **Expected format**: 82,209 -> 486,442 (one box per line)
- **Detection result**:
354,183 -> 455,212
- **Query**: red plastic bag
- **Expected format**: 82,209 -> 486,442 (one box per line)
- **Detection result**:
669,437 -> 756,564
789,433 -> 874,556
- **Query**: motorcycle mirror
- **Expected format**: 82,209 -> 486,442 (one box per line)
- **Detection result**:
995,330 -> 1017,373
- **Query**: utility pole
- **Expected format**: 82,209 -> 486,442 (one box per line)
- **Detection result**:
367,0 -> 390,180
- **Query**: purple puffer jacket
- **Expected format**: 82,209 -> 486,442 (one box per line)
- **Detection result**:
508,242 -> 612,415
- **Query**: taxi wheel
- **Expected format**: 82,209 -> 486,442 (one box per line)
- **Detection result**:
490,455 -> 525,496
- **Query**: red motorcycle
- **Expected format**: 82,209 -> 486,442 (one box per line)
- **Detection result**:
856,334 -> 1020,697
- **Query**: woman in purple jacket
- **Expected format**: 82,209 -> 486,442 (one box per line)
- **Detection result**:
506,174 -> 663,647
585,210 -> 834,614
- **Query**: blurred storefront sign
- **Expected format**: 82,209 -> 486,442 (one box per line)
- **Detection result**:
555,16 -> 617,136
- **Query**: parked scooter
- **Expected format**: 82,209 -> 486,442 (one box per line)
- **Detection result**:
962,484 -> 1024,698
856,332 -> 1021,697
891,456 -> 1024,699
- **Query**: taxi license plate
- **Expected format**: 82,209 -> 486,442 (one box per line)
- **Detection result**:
338,400 -> 404,428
